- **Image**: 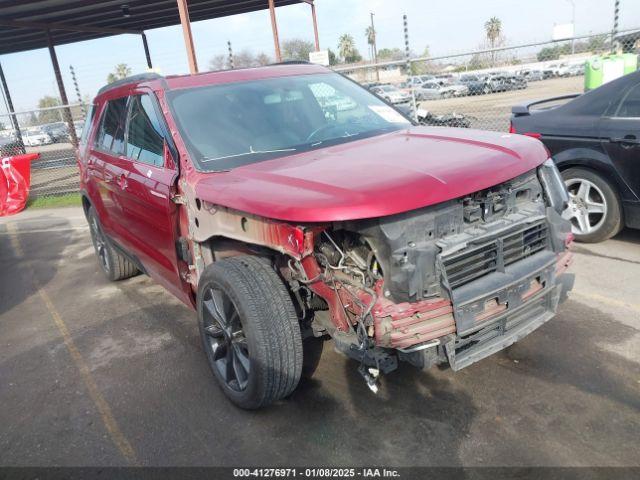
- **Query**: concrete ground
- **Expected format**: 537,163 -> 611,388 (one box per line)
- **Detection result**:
1,207 -> 638,467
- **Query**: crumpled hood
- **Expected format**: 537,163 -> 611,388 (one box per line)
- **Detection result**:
194,126 -> 548,222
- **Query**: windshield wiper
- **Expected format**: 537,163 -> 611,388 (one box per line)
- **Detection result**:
201,146 -> 297,163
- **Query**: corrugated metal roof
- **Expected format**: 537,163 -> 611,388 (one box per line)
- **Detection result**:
0,0 -> 303,54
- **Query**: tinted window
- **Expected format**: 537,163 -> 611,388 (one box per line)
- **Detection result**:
616,83 -> 640,118
126,95 -> 165,166
96,97 -> 128,154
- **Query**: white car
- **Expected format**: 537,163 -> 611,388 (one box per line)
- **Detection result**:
23,128 -> 53,147
371,85 -> 411,104
415,81 -> 468,100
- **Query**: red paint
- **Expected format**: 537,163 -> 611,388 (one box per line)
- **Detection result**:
78,64 -> 552,314
1,153 -> 39,216
193,127 -> 548,222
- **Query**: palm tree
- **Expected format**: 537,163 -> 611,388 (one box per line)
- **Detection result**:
484,17 -> 502,66
106,63 -> 132,83
365,26 -> 376,60
338,34 -> 359,63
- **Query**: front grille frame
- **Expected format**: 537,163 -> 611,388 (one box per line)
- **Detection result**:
441,220 -> 550,290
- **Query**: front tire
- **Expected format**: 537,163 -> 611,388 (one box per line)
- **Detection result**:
198,256 -> 303,409
87,207 -> 139,281
561,168 -> 622,243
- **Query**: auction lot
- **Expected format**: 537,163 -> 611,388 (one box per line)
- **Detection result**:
1,207 -> 639,467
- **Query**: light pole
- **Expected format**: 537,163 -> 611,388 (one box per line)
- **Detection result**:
370,12 -> 379,81
565,0 -> 576,54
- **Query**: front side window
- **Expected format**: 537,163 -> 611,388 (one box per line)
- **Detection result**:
168,72 -> 410,171
126,95 -> 165,166
615,83 -> 640,118
96,97 -> 128,154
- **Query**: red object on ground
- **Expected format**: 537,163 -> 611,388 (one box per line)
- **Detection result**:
0,153 -> 39,216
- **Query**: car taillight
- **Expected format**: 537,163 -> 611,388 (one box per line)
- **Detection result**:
509,122 -> 516,134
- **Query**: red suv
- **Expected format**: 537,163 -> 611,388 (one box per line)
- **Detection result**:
78,64 -> 574,409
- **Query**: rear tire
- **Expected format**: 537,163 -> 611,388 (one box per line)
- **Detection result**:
198,256 -> 303,409
87,207 -> 139,281
561,168 -> 622,243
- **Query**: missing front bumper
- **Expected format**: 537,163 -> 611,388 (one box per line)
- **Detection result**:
444,270 -> 574,371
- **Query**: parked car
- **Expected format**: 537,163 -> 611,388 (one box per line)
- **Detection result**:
566,63 -> 585,76
371,84 -> 411,104
414,80 -> 468,100
483,75 -> 512,93
458,74 -> 486,95
397,105 -> 472,128
442,81 -> 469,97
543,63 -> 570,78
518,69 -> 544,81
406,75 -> 435,87
0,132 -> 22,156
505,74 -> 528,90
42,122 -> 69,143
22,127 -> 52,146
79,66 -> 574,409
511,69 -> 640,242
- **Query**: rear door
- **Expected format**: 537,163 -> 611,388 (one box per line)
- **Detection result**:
599,81 -> 640,198
90,96 -> 129,237
115,91 -> 189,303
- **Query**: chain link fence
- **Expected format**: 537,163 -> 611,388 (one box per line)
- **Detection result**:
338,29 -> 640,132
1,29 -> 638,201
1,103 -> 87,199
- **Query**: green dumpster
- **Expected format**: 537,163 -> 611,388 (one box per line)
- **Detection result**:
584,53 -> 638,91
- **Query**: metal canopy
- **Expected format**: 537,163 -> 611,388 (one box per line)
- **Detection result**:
0,0 -> 304,55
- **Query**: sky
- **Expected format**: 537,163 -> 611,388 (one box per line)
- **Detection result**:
0,0 -> 639,115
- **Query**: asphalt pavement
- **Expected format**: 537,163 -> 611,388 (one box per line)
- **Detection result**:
1,207 -> 639,467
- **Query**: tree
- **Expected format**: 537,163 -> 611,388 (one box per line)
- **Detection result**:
338,34 -> 362,64
234,50 -> 257,68
255,52 -> 272,66
484,17 -> 503,66
209,54 -> 227,70
365,25 -> 376,61
587,34 -> 607,53
107,63 -> 132,84
327,48 -> 337,66
378,47 -> 404,61
37,95 -> 62,124
282,38 -> 315,62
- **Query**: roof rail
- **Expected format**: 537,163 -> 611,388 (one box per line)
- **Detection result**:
269,60 -> 312,66
97,72 -> 163,96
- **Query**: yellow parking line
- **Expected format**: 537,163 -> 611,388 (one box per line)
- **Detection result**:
6,223 -> 138,465
572,290 -> 640,314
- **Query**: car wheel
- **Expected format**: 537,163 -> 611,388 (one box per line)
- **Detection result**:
561,168 -> 622,243
198,256 -> 303,409
87,207 -> 139,281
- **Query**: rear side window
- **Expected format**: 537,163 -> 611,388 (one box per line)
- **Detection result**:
125,95 -> 165,166
79,104 -> 95,144
96,97 -> 128,154
615,83 -> 640,118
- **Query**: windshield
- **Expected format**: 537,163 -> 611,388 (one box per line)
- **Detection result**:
168,72 -> 410,171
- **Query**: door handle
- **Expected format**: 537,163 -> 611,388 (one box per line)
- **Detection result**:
117,173 -> 128,190
610,135 -> 640,148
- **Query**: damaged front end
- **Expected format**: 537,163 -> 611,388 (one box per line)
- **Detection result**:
285,160 -> 574,390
